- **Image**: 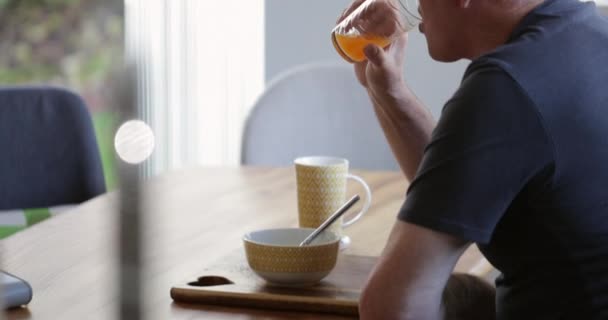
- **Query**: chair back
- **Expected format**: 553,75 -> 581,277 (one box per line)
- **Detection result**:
0,86 -> 106,210
242,63 -> 399,171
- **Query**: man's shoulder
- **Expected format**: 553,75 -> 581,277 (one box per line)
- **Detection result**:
464,0 -> 608,84
451,63 -> 524,110
441,64 -> 538,137
461,60 -> 507,86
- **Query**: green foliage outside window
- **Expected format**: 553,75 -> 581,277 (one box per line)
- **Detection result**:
0,0 -> 124,189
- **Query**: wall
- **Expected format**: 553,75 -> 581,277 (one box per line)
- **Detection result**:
264,0 -> 469,117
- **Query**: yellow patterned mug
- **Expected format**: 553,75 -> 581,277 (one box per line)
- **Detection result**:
294,156 -> 372,242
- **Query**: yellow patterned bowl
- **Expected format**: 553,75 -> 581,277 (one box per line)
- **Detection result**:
243,228 -> 340,286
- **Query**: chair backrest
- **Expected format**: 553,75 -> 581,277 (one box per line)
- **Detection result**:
242,63 -> 399,171
0,86 -> 106,210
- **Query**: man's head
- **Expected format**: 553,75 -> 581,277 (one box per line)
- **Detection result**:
417,0 -> 546,61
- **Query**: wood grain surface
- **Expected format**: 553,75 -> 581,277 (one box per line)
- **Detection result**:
1,167 -> 490,319
171,252 -> 377,316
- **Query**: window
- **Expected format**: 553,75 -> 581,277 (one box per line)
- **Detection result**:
125,0 -> 265,174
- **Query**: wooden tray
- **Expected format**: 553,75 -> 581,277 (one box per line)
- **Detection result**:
170,251 -> 377,316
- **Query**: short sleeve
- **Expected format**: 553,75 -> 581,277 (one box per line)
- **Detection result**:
398,66 -> 553,244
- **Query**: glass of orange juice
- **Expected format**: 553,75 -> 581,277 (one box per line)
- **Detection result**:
332,0 -> 421,63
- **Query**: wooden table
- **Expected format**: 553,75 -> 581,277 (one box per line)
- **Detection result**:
2,167 -> 486,319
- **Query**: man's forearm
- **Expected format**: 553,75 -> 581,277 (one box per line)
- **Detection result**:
359,222 -> 468,320
360,281 -> 444,320
367,84 -> 436,181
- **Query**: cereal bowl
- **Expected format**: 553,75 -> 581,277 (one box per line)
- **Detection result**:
243,228 -> 340,286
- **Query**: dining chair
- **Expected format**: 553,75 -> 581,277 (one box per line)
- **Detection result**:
242,64 -> 499,282
0,86 -> 106,237
241,63 -> 399,171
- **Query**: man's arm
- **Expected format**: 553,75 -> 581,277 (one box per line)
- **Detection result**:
360,220 -> 470,320
354,35 -> 436,181
335,1 -> 435,181
367,80 -> 435,181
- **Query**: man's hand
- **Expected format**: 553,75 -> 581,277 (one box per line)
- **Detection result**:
356,34 -> 409,107
336,1 -> 436,180
336,0 -> 408,99
359,220 -> 470,320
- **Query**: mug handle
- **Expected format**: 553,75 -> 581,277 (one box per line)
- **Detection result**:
342,174 -> 372,228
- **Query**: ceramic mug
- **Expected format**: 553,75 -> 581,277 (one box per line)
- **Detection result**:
294,156 -> 372,243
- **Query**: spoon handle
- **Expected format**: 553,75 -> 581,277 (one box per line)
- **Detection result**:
299,195 -> 360,246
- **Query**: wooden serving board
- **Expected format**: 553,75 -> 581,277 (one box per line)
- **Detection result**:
170,251 -> 377,316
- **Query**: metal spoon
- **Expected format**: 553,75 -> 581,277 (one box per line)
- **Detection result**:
299,195 -> 360,247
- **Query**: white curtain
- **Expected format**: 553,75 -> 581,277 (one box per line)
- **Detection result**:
125,0 -> 265,174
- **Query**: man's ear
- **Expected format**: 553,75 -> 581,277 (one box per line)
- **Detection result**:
459,0 -> 472,9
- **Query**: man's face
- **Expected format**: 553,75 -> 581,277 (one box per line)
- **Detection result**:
418,0 -> 466,62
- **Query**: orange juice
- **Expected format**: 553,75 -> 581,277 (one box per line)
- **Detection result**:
332,33 -> 392,63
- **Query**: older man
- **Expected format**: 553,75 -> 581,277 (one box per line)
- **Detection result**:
341,0 -> 608,319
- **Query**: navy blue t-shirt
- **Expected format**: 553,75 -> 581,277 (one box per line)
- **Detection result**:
399,0 -> 608,318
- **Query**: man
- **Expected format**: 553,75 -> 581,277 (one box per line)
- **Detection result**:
338,0 -> 608,319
